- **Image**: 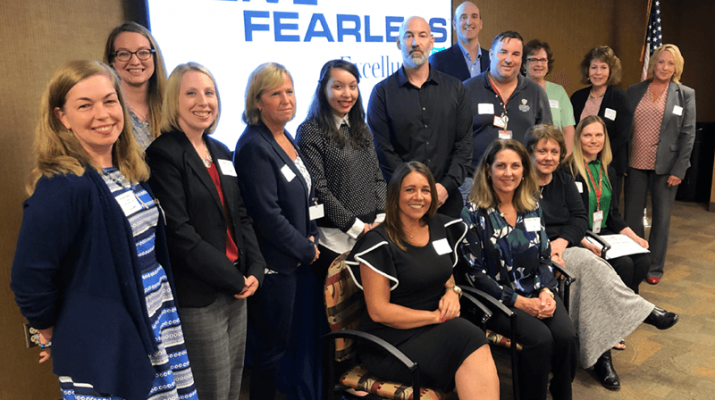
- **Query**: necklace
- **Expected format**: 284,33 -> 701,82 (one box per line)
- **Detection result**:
128,104 -> 149,121
203,152 -> 213,168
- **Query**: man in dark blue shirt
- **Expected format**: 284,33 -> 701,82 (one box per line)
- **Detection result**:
367,16 -> 472,218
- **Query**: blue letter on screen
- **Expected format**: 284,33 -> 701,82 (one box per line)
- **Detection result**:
274,12 -> 300,42
244,10 -> 270,41
337,14 -> 361,42
385,16 -> 403,42
364,16 -> 383,42
304,13 -> 335,42
429,18 -> 447,43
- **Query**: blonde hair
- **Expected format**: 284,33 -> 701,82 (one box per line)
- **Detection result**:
564,115 -> 612,190
104,22 -> 168,140
647,44 -> 684,83
243,62 -> 294,126
579,46 -> 622,86
28,60 -> 149,195
160,62 -> 222,134
469,139 -> 539,212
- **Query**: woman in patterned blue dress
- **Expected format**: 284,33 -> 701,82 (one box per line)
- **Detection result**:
460,139 -> 578,400
11,60 -> 197,400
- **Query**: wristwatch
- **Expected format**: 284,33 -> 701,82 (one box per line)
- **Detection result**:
447,285 -> 463,298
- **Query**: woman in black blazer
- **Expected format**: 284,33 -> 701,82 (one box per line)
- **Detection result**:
624,44 -> 696,285
571,46 -> 633,210
234,62 -> 321,400
146,62 -> 266,400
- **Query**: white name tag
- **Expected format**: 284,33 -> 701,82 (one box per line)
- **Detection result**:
604,108 -> 617,121
309,203 -> 324,220
673,105 -> 683,116
549,99 -> 559,109
217,159 -> 237,177
479,103 -> 495,115
281,164 -> 296,182
524,217 -> 541,232
575,181 -> 583,193
498,130 -> 512,140
493,116 -> 506,129
115,191 -> 142,216
592,210 -> 604,234
432,238 -> 452,255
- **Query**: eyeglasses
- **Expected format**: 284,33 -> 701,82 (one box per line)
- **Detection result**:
113,49 -> 155,62
527,58 -> 548,64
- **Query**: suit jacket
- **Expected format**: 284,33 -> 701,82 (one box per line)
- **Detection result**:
234,122 -> 319,273
571,85 -> 633,175
429,43 -> 490,82
626,81 -> 696,179
146,130 -> 266,308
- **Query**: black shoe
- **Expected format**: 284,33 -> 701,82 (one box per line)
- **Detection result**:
645,307 -> 679,330
594,350 -> 620,390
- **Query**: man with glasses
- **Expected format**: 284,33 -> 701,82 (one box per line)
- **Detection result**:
430,1 -> 490,82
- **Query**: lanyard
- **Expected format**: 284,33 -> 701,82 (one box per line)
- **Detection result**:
584,161 -> 603,211
489,74 -> 509,129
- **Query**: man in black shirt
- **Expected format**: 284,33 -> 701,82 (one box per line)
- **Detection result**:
367,16 -> 472,218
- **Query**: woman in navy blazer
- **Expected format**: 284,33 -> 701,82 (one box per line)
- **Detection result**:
146,63 -> 266,400
624,44 -> 696,285
234,62 -> 320,400
571,46 -> 633,211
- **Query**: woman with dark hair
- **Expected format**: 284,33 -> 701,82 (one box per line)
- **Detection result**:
12,60 -> 197,400
570,46 -> 633,209
524,39 -> 576,154
460,139 -> 578,400
347,161 -> 499,399
104,22 -> 168,149
297,59 -> 386,280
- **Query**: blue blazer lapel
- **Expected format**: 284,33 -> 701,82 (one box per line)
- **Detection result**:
257,123 -> 310,197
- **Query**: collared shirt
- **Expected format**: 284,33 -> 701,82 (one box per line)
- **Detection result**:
458,41 -> 483,78
463,72 -> 552,170
332,113 -> 350,130
367,66 -> 472,193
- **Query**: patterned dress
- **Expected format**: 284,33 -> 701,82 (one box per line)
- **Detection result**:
58,168 -> 198,400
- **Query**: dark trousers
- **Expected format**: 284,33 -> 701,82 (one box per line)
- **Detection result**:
601,227 -> 649,293
488,295 -> 578,400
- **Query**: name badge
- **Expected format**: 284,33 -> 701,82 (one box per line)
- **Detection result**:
432,238 -> 451,255
673,105 -> 683,116
479,103 -> 495,115
217,159 -> 237,177
309,203 -> 324,220
524,217 -> 541,232
549,99 -> 559,109
498,130 -> 512,140
281,164 -> 296,182
115,191 -> 142,216
592,210 -> 604,233
575,181 -> 583,193
604,108 -> 617,121
493,115 -> 506,129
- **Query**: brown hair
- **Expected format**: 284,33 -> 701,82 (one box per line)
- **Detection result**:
579,46 -> 622,86
525,124 -> 567,165
524,39 -> 554,76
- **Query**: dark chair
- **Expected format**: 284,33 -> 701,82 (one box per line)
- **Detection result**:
322,252 -> 492,400
585,231 -> 612,260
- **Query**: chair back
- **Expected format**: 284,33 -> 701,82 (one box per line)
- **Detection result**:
324,252 -> 363,361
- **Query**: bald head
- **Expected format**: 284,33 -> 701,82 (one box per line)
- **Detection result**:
454,2 -> 483,43
397,17 -> 434,69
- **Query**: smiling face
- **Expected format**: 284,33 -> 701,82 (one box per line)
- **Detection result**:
653,49 -> 676,83
580,121 -> 605,161
490,37 -> 522,82
398,171 -> 432,223
489,149 -> 523,196
54,74 -> 124,162
526,48 -> 548,81
531,138 -> 561,178
177,70 -> 218,137
111,31 -> 155,88
454,2 -> 482,43
399,17 -> 434,69
258,73 -> 296,128
325,67 -> 358,118
588,59 -> 610,89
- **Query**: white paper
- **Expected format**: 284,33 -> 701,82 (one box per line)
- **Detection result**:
478,103 -> 495,115
432,238 -> 452,255
217,159 -> 237,177
281,164 -> 296,182
673,105 -> 683,116
549,99 -> 559,109
585,234 -> 650,260
604,108 -> 617,121
309,203 -> 324,220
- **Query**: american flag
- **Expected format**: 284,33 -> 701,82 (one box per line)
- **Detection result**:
640,0 -> 663,81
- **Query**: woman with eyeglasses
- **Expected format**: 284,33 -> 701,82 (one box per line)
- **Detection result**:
524,39 -> 576,155
104,22 -> 168,149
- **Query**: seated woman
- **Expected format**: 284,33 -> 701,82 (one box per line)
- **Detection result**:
460,139 -> 578,400
564,115 -> 649,293
346,161 -> 499,399
526,124 -> 679,390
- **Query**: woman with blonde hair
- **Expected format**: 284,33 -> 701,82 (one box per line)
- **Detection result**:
624,44 -> 696,285
12,60 -> 197,400
104,22 -> 168,149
